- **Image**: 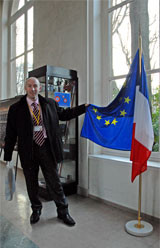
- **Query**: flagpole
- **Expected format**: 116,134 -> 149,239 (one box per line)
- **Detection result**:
135,34 -> 144,229
125,32 -> 153,237
136,174 -> 144,228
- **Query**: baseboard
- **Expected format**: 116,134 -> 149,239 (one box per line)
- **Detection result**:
88,194 -> 160,222
77,186 -> 88,197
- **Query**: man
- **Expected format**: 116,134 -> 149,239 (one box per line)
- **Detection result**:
4,77 -> 87,226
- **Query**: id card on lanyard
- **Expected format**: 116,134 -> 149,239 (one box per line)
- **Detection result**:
34,126 -> 43,131
28,103 -> 42,131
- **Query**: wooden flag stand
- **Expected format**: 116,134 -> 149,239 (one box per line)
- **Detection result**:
125,33 -> 153,236
125,174 -> 153,236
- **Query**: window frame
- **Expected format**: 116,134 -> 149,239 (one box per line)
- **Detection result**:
103,0 -> 160,162
8,0 -> 34,96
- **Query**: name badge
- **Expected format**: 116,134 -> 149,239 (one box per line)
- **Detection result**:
34,126 -> 43,132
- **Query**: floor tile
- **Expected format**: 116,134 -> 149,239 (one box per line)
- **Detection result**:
0,162 -> 159,248
0,215 -> 39,248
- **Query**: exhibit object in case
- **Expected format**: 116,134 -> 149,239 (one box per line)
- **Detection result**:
28,65 -> 78,198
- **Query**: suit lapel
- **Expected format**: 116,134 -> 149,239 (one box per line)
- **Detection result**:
19,95 -> 33,130
39,94 -> 49,130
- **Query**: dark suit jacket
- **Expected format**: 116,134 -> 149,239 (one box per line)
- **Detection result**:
4,94 -> 86,169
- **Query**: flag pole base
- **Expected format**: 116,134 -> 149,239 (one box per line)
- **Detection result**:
125,220 -> 153,237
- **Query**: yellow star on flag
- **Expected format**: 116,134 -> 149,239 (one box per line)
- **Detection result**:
124,96 -> 131,104
105,120 -> 110,126
111,118 -> 118,125
96,115 -> 102,120
93,107 -> 98,113
120,110 -> 127,117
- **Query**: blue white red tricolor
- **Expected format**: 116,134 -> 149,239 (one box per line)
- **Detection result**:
130,53 -> 154,182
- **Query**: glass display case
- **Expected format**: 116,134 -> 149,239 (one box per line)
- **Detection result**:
0,96 -> 22,168
28,65 -> 78,197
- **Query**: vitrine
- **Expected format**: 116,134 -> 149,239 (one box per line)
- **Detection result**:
29,65 -> 78,197
0,96 -> 22,173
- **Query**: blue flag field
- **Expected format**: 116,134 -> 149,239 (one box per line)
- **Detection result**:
81,50 -> 140,150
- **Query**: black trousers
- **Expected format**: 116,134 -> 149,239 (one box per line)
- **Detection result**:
22,139 -> 68,214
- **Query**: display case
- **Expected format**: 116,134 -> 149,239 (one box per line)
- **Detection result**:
0,96 -> 23,149
0,96 -> 22,168
28,65 -> 78,197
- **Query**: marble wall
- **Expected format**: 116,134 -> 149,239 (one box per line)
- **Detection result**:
88,155 -> 160,219
33,0 -> 89,191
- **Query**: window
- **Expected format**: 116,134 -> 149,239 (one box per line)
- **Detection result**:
9,0 -> 34,95
107,0 -> 160,154
11,0 -> 25,16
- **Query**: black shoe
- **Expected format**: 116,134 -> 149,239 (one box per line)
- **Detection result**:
58,213 -> 76,226
30,210 -> 41,224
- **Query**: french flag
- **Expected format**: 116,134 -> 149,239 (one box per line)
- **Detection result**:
130,52 -> 154,182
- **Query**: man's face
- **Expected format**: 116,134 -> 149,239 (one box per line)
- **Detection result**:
25,78 -> 41,100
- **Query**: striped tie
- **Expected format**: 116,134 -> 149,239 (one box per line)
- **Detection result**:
32,102 -> 45,146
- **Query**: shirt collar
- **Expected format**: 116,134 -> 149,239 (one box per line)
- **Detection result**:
26,96 -> 39,107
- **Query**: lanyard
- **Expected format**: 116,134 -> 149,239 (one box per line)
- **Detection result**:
28,104 -> 41,125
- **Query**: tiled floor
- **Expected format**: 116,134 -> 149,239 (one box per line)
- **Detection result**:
0,162 -> 159,248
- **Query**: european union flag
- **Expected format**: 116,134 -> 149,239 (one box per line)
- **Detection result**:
81,50 -> 140,150
54,92 -> 71,107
